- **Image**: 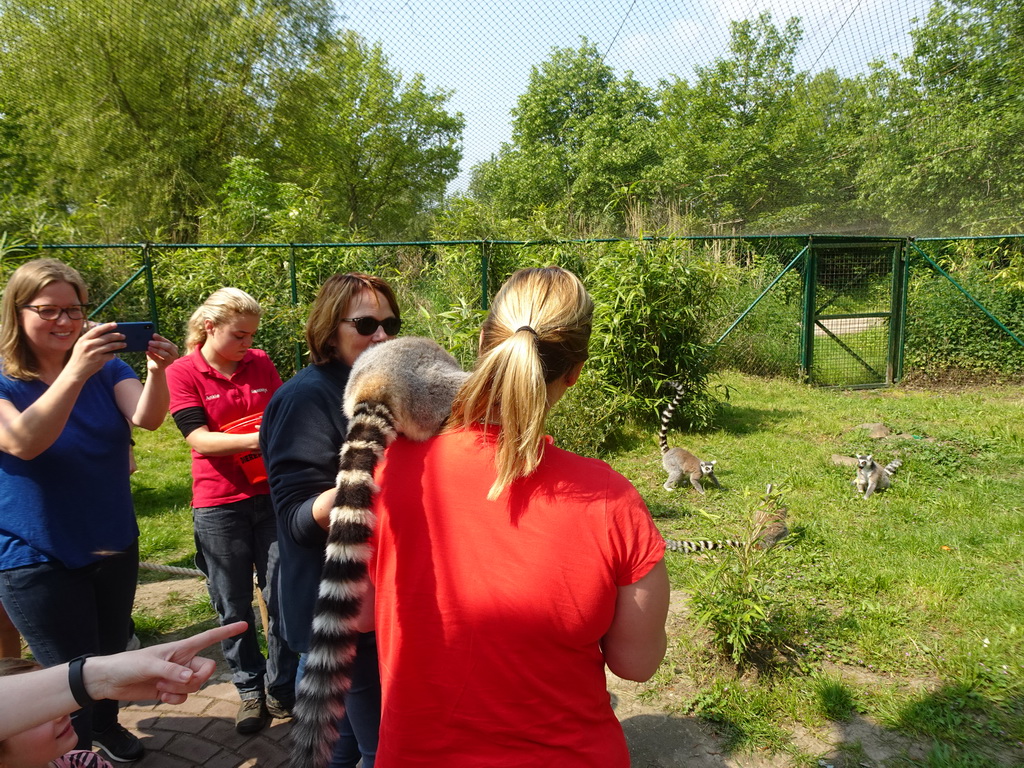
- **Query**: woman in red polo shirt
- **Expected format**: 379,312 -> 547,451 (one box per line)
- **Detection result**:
166,288 -> 297,736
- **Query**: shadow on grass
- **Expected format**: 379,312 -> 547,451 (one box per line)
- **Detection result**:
131,480 -> 192,518
716,405 -> 799,435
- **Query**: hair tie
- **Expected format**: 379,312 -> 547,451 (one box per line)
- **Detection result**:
515,325 -> 538,336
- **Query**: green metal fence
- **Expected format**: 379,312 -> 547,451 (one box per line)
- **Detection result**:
4,234 -> 1022,386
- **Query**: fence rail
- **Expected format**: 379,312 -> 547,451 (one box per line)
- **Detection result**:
4,234 -> 1022,385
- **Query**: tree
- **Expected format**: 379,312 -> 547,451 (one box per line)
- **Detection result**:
270,30 -> 463,239
856,0 -> 1024,234
0,0 -> 335,241
654,13 -> 807,228
470,39 -> 659,229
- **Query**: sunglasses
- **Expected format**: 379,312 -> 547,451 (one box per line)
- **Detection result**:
340,316 -> 402,336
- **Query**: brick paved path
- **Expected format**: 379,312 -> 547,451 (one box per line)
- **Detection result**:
118,675 -> 294,768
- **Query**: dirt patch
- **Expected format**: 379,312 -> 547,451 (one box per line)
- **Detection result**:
133,574 -> 207,615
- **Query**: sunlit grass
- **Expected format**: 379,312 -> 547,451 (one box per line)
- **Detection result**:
609,371 -> 1024,762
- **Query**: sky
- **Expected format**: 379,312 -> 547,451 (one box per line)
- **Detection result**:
334,0 -> 935,191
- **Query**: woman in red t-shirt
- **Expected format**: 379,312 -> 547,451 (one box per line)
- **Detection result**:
166,288 -> 297,736
370,267 -> 670,767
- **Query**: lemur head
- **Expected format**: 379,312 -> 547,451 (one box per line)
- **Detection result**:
856,454 -> 872,469
700,459 -> 717,476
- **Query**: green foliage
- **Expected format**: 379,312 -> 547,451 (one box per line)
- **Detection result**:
471,39 -> 660,230
0,0 -> 335,241
584,239 -> 724,428
690,485 -> 790,665
271,30 -> 464,239
710,246 -> 805,377
0,2 -> 462,243
905,242 -> 1024,377
856,0 -> 1024,235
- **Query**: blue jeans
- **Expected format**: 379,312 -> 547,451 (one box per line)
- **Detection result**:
0,541 -> 138,750
296,632 -> 381,768
193,495 -> 297,701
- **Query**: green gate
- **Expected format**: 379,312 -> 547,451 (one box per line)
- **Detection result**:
800,236 -> 908,387
714,235 -> 909,388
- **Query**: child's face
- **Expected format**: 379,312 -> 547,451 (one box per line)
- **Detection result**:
0,713 -> 77,768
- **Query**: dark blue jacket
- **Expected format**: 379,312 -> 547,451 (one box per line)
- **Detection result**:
260,361 -> 350,652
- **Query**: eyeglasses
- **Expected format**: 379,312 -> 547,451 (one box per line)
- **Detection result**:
339,316 -> 402,337
19,304 -> 88,321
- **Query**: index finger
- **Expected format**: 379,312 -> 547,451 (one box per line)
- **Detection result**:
165,621 -> 248,663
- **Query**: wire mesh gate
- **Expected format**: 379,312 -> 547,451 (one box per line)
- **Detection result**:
715,236 -> 908,388
801,237 -> 907,387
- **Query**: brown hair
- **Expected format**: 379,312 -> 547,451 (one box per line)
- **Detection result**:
304,273 -> 400,365
184,287 -> 262,353
450,266 -> 593,499
0,259 -> 89,381
0,657 -> 41,677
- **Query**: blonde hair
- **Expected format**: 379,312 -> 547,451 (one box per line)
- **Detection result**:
185,288 -> 262,353
0,259 -> 89,381
450,266 -> 593,500
305,273 -> 400,365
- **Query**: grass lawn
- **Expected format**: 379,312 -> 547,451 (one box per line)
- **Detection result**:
132,371 -> 1024,766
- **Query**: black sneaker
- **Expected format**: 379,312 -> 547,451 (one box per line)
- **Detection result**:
92,723 -> 145,763
235,697 -> 270,734
266,693 -> 294,719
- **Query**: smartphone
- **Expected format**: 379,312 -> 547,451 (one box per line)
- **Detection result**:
117,321 -> 156,353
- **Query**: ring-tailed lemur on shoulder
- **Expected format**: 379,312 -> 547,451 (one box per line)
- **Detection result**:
290,337 -> 468,768
659,381 -> 721,493
854,454 -> 902,499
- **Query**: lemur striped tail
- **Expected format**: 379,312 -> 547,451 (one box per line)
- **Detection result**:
289,336 -> 468,768
289,399 -> 397,768
664,537 -> 742,553
885,458 -> 902,476
658,381 -> 685,454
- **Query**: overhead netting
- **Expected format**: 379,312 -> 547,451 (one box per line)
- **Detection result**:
1,0 -> 1020,243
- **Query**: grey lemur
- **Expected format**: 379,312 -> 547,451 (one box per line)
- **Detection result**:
289,337 -> 468,768
854,454 -> 902,499
659,381 -> 721,493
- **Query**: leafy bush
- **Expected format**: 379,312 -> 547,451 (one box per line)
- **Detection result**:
583,238 -> 725,430
690,485 -> 790,665
904,250 -> 1024,377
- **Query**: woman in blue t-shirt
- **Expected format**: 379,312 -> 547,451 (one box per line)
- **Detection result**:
0,259 -> 177,762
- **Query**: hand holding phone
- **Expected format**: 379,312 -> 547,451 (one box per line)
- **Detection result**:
116,322 -> 156,353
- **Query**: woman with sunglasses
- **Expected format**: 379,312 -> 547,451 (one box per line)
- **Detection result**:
0,258 -> 177,762
164,288 -> 298,736
260,273 -> 400,768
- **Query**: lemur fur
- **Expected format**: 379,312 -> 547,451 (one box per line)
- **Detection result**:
658,381 -> 720,493
289,337 -> 468,768
854,454 -> 902,499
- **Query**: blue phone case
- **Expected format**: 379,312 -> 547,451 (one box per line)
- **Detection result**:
118,322 -> 155,353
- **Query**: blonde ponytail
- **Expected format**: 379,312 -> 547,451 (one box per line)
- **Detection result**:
450,267 -> 593,499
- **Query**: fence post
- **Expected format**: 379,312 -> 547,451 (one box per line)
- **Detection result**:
142,243 -> 160,332
289,244 -> 302,373
888,240 -> 910,383
799,237 -> 816,382
480,240 -> 489,311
